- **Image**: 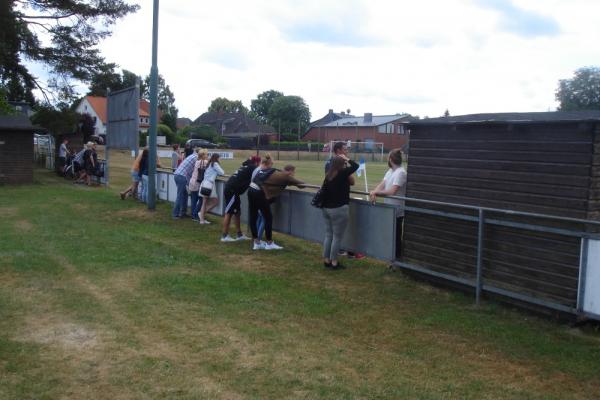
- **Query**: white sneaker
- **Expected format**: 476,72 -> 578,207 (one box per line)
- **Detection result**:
264,242 -> 283,250
236,234 -> 250,241
199,220 -> 211,225
221,235 -> 236,242
253,242 -> 265,250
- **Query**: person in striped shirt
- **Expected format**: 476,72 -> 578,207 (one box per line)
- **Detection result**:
172,149 -> 198,218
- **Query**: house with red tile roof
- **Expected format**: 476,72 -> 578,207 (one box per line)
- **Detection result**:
75,96 -> 152,135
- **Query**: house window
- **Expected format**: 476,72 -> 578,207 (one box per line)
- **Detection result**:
377,125 -> 386,134
387,123 -> 394,134
397,125 -> 405,135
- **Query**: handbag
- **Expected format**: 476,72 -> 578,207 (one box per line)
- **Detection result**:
200,180 -> 213,196
311,179 -> 327,208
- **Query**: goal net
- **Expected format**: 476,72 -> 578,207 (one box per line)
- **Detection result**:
327,140 -> 385,162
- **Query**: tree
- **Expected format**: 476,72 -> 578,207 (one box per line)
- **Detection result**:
268,95 -> 311,135
88,66 -> 140,97
0,86 -> 17,115
179,124 -> 218,142
141,73 -> 177,117
556,67 -> 600,111
250,90 -> 284,124
1,0 -> 139,104
443,109 -> 450,117
208,97 -> 248,114
30,103 -> 79,136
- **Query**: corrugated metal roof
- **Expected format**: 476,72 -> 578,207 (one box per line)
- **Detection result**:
322,114 -> 411,127
413,111 -> 600,125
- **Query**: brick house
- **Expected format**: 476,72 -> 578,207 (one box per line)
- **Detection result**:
0,116 -> 38,184
303,110 -> 415,151
75,96 -> 153,135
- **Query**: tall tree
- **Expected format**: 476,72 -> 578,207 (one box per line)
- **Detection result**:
268,95 -> 311,135
250,90 -> 284,124
88,66 -> 140,97
1,0 -> 139,104
556,67 -> 600,111
141,73 -> 177,117
208,97 -> 248,114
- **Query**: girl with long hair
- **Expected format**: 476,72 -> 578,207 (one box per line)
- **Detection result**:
369,149 -> 407,258
188,148 -> 208,221
198,153 -> 224,224
320,154 -> 359,269
247,154 -> 304,250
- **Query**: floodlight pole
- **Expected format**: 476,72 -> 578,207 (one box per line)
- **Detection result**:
147,0 -> 160,210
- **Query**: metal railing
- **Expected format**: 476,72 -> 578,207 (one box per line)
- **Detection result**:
153,169 -> 600,321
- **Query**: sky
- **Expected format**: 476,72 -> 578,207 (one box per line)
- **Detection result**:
87,0 -> 600,120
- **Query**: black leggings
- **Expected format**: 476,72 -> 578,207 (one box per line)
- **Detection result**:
248,188 -> 273,241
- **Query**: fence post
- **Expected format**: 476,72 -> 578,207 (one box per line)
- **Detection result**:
475,208 -> 485,306
577,237 -> 589,313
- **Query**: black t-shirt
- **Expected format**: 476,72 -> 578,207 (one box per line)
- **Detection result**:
225,160 -> 257,194
322,160 -> 359,208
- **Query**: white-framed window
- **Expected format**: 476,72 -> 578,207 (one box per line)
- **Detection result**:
377,125 -> 386,134
397,124 -> 405,135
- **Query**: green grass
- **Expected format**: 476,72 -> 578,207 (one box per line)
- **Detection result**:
0,169 -> 599,399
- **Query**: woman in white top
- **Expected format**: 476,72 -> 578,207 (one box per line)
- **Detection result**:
369,149 -> 407,258
188,148 -> 208,221
198,153 -> 225,224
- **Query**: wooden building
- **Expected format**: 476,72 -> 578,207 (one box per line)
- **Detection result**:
401,111 -> 600,312
0,116 -> 38,184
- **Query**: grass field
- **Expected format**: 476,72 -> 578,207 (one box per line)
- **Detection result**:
1,169 -> 600,399
101,147 -> 391,193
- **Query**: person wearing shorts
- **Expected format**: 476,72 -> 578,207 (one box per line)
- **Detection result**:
221,156 -> 260,242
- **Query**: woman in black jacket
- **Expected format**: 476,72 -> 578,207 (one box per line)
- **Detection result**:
320,154 -> 358,269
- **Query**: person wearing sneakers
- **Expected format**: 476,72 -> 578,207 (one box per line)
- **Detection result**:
188,148 -> 208,221
248,154 -> 304,250
324,141 -> 365,260
320,154 -> 359,270
198,153 -> 225,224
221,155 -> 261,242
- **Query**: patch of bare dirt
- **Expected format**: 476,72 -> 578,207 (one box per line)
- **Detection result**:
22,317 -> 99,351
112,208 -> 157,220
0,207 -> 18,217
14,219 -> 33,232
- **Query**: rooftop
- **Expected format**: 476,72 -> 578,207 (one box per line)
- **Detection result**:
413,111 -> 600,125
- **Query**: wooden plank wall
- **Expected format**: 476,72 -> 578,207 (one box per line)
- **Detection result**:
402,122 -> 597,308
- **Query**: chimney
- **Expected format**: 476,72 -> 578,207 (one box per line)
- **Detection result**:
364,113 -> 372,123
328,109 -> 334,116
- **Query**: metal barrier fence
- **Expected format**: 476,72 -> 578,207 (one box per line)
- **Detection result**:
154,169 -> 600,321
33,134 -> 55,170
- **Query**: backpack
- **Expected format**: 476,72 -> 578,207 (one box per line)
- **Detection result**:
196,160 -> 207,183
252,167 -> 277,188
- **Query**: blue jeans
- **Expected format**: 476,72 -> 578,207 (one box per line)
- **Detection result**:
257,211 -> 265,241
173,174 -> 189,217
190,190 -> 203,220
141,175 -> 148,203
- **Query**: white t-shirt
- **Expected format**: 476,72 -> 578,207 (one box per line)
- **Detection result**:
382,167 -> 407,216
59,143 -> 68,158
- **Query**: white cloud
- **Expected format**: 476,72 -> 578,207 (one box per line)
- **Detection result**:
93,0 -> 600,120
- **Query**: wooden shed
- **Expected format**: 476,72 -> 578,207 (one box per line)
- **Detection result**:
0,116 -> 37,184
401,111 -> 600,313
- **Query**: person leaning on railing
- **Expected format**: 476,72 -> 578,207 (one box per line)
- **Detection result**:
369,148 -> 407,259
248,154 -> 305,250
320,154 -> 359,270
